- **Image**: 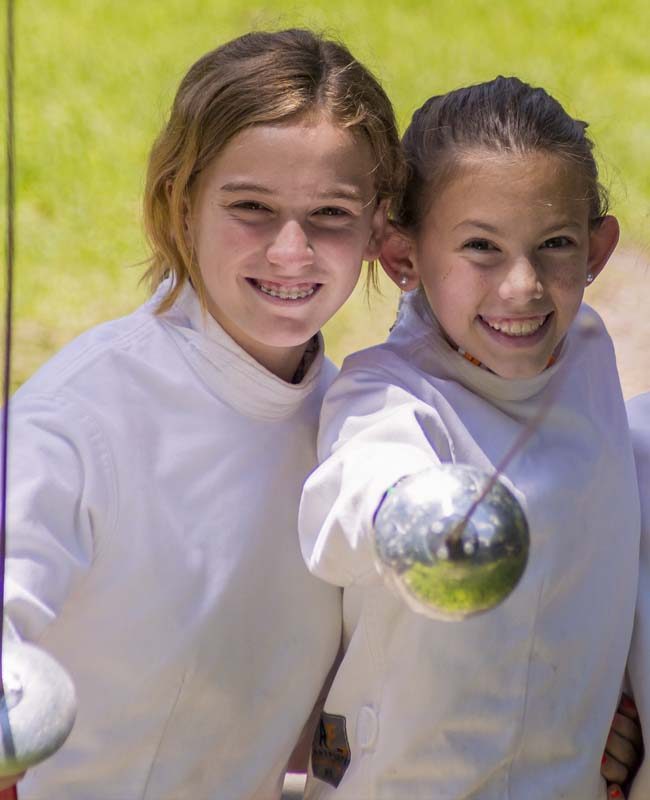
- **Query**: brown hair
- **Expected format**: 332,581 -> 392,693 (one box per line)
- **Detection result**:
143,28 -> 404,312
396,76 -> 608,230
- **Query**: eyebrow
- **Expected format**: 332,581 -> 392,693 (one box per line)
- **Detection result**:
454,219 -> 584,235
453,220 -> 500,233
539,220 -> 584,235
220,182 -> 274,195
219,181 -> 365,203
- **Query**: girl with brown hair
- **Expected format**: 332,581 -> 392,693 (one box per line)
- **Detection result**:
3,28 -> 402,798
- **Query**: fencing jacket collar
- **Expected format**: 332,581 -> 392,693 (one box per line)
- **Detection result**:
152,280 -> 325,421
392,289 -> 567,405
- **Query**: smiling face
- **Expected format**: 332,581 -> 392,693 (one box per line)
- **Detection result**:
188,117 -> 386,380
385,150 -> 618,379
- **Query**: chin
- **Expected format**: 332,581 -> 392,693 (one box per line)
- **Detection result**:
267,321 -> 322,346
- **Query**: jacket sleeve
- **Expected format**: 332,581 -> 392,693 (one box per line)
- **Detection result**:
626,393 -> 650,800
299,366 -> 452,588
4,391 -> 117,642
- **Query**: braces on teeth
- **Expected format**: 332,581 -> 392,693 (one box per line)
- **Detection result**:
257,283 -> 315,300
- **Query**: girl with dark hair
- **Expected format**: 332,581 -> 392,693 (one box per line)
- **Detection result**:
299,77 -> 638,799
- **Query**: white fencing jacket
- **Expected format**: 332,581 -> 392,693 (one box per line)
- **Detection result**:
6,282 -> 341,799
299,291 -> 639,800
627,391 -> 650,800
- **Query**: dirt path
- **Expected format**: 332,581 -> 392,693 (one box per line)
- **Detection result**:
586,246 -> 650,399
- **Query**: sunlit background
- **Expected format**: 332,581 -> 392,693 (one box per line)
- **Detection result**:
3,0 -> 650,393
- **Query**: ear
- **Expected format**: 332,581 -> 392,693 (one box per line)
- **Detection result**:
363,199 -> 390,262
587,214 -> 619,283
379,224 -> 420,291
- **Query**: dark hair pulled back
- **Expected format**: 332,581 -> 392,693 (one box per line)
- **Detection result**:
397,76 -> 608,228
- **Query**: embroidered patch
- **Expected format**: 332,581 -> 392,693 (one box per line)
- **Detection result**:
311,711 -> 351,788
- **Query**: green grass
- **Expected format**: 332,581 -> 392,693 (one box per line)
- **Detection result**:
406,552 -> 528,618
2,0 -> 650,387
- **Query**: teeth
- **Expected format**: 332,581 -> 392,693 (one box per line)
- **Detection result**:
256,282 -> 316,300
483,316 -> 547,336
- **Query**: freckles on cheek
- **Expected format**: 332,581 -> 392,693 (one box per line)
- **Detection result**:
220,224 -> 253,246
213,230 -> 261,265
544,267 -> 586,290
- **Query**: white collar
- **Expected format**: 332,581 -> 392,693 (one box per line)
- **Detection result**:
392,290 -> 566,404
152,281 -> 324,421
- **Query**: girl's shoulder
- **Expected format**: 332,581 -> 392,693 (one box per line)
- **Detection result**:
628,392 -> 650,421
336,293 -> 435,389
334,339 -> 429,404
340,339 -> 413,377
321,337 -> 449,438
570,302 -> 619,362
571,302 -> 610,343
16,300 -> 163,398
628,393 -> 650,447
565,303 -> 620,387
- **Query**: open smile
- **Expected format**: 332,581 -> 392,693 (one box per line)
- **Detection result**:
478,313 -> 552,346
247,278 -> 322,303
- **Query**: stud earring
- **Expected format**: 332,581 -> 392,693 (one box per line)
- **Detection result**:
586,272 -> 594,285
399,274 -> 409,289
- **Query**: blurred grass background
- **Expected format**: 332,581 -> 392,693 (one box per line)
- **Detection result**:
2,0 -> 650,388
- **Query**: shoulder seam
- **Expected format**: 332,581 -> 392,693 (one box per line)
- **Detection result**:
38,313 -> 156,391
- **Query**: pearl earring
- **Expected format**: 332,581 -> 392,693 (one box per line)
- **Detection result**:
586,272 -> 594,285
399,274 -> 409,289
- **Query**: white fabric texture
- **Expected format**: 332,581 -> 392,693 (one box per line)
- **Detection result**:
299,291 -> 639,800
6,282 -> 342,800
626,391 -> 650,800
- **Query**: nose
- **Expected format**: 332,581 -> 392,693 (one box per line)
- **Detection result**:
498,256 -> 544,303
266,220 -> 314,271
